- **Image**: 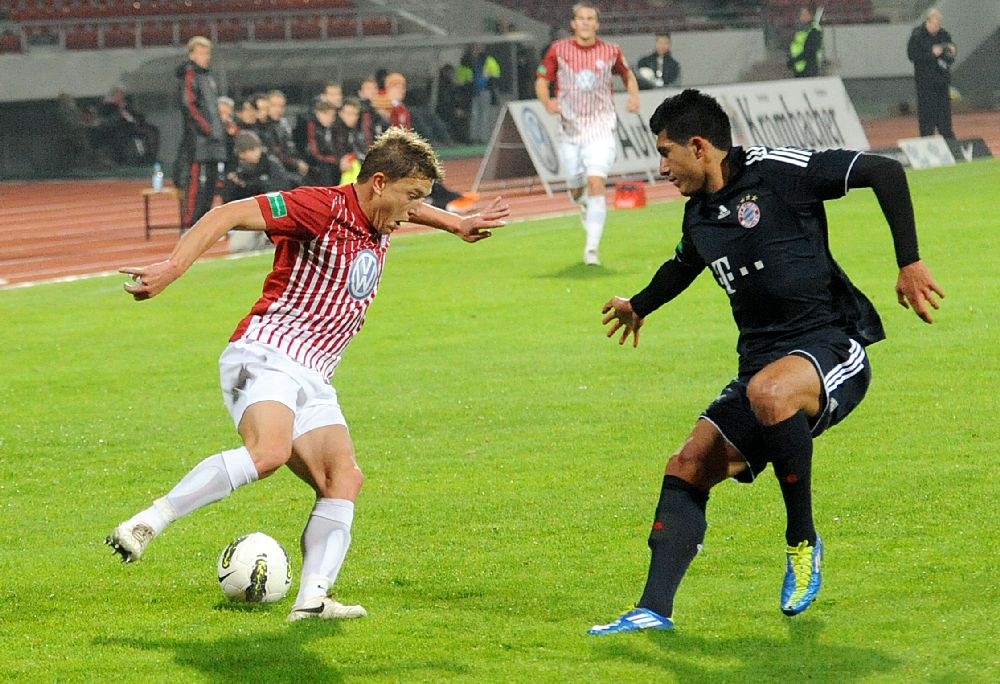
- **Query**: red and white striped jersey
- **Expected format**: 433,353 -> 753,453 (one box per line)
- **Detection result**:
231,185 -> 388,379
538,37 -> 632,144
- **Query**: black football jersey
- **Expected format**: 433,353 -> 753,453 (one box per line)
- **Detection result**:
674,145 -> 885,377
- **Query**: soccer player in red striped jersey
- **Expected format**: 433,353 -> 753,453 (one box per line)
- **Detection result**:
108,127 -> 509,622
536,1 -> 641,266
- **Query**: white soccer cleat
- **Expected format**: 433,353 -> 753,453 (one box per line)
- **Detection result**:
584,248 -> 601,266
106,522 -> 155,563
287,597 -> 368,622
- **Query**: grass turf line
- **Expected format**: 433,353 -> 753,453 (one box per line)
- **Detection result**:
0,160 -> 997,682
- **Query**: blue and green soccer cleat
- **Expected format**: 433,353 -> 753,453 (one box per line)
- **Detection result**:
587,607 -> 674,636
781,536 -> 823,616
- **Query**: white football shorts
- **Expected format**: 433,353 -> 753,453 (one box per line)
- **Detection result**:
559,136 -> 617,189
219,338 -> 346,439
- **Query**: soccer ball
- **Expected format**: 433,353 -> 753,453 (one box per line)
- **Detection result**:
217,532 -> 292,603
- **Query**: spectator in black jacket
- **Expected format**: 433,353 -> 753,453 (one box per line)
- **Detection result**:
96,85 -> 160,164
357,76 -> 389,150
636,33 -> 681,89
175,36 -> 226,228
221,130 -> 296,253
329,98 -> 366,184
303,99 -> 341,186
235,96 -> 265,136
907,7 -> 956,138
217,96 -> 239,172
261,89 -> 309,182
436,63 -> 471,144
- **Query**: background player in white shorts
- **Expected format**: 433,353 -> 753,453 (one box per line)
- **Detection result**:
535,1 -> 640,266
107,127 -> 510,622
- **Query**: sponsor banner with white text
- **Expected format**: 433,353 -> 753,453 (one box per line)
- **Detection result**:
477,77 -> 869,194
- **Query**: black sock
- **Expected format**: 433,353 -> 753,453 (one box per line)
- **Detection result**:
763,411 -> 817,546
637,475 -> 708,619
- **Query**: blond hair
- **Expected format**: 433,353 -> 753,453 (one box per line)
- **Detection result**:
187,35 -> 211,53
357,127 -> 443,183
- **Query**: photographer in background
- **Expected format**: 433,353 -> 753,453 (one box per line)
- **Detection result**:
907,7 -> 957,138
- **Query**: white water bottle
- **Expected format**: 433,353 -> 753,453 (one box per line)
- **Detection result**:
152,162 -> 164,190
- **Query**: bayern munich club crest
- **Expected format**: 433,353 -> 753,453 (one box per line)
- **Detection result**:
737,200 -> 761,229
347,249 -> 381,300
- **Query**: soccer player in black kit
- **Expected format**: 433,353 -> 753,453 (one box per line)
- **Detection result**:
590,89 -> 944,635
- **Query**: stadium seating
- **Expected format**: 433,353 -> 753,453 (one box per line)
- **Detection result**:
327,16 -> 359,38
214,17 -> 247,44
490,0 -> 881,34
0,31 -> 24,53
177,18 -> 214,44
6,0 -> 398,50
139,20 -> 175,46
64,23 -> 98,50
7,0 -> 356,20
251,16 -> 288,41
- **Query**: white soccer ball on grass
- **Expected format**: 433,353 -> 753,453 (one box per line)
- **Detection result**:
217,532 -> 292,603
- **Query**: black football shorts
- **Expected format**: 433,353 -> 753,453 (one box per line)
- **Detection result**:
701,338 -> 871,483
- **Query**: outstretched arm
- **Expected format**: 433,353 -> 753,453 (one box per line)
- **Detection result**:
602,296 -> 644,347
408,196 -> 510,243
848,153 -> 945,323
602,256 -> 702,347
120,198 -> 266,300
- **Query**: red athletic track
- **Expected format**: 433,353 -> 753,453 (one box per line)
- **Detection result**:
2,112 -> 997,288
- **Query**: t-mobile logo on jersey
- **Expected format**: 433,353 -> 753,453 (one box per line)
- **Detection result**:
710,256 -> 765,294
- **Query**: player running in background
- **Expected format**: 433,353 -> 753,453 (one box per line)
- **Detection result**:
107,127 -> 510,622
591,89 -> 943,634
535,1 -> 640,266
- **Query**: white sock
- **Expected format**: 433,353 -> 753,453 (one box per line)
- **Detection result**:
127,447 -> 259,535
295,498 -> 355,607
571,191 -> 588,211
583,194 -> 606,252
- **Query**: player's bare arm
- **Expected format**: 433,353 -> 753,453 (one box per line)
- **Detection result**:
535,76 -> 560,115
408,197 -> 510,243
896,260 -> 945,324
624,71 -> 641,113
121,198 -> 266,300
602,296 -> 644,347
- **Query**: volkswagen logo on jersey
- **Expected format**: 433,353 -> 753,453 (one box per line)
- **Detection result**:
737,200 -> 761,229
347,249 -> 381,300
575,69 -> 597,91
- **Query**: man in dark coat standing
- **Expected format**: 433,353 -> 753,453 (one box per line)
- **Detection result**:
907,7 -> 957,138
175,35 -> 226,228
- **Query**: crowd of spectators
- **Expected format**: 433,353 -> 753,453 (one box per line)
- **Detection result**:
56,86 -> 160,169
172,42 -> 481,252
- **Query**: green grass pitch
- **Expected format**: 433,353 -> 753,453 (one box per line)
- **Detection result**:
1,159 -> 998,682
